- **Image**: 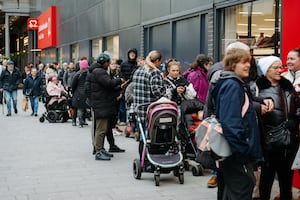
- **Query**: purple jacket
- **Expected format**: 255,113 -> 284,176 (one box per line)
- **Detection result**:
182,67 -> 209,103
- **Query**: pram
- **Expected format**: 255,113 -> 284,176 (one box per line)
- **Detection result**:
178,99 -> 205,176
39,85 -> 70,123
133,97 -> 184,186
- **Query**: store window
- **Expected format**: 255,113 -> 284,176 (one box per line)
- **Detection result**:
71,43 -> 79,63
106,35 -> 119,59
92,38 -> 102,61
219,0 -> 281,58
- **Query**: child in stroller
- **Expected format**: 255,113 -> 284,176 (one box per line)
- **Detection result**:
133,97 -> 184,186
124,82 -> 138,139
178,99 -> 205,176
39,76 -> 70,123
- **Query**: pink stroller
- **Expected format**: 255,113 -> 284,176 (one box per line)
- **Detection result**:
133,97 -> 184,186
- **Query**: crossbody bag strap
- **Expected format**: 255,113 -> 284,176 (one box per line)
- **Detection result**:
241,93 -> 249,117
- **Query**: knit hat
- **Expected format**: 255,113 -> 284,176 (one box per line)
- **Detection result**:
80,60 -> 89,69
258,56 -> 281,76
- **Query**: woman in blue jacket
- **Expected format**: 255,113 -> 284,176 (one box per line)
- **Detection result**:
211,48 -> 262,200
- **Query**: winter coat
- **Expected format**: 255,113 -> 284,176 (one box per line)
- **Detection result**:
255,76 -> 300,153
182,67 -> 209,103
88,63 -> 122,119
164,75 -> 190,105
22,74 -> 43,98
63,69 -> 76,88
211,71 -> 263,162
71,69 -> 88,109
0,67 -> 22,91
120,48 -> 138,81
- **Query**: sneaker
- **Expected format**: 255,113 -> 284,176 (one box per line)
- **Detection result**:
207,175 -> 218,188
14,109 -> 18,114
78,125 -> 83,128
34,113 -> 38,117
31,113 -> 34,116
72,121 -> 77,126
100,149 -> 113,157
6,113 -> 11,117
109,145 -> 125,153
95,151 -> 111,160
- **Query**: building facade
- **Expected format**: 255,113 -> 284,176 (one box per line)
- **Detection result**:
1,0 -> 300,70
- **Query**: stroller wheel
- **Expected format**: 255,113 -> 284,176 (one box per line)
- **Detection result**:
133,159 -> 142,179
192,166 -> 200,176
47,111 -> 57,123
39,116 -> 45,123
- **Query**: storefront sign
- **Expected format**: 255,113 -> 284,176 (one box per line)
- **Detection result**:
27,18 -> 39,30
37,6 -> 57,49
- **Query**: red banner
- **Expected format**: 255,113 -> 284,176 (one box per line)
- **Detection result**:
281,0 -> 300,64
37,6 -> 57,49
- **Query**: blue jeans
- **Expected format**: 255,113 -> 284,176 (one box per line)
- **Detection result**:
118,95 -> 127,123
29,96 -> 39,114
4,90 -> 17,114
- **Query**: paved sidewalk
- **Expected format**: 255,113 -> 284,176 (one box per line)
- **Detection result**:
0,90 -> 295,200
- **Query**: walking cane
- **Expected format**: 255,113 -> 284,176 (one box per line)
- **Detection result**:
1,91 -> 3,115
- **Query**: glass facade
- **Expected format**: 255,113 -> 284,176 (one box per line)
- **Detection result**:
219,0 -> 281,59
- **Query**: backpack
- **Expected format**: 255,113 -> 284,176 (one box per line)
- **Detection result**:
195,93 -> 249,169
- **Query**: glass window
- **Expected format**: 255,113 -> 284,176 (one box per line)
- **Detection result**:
71,43 -> 79,63
219,0 -> 280,58
106,35 -> 119,59
92,38 -> 102,61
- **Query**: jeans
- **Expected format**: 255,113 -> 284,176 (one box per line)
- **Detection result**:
118,95 -> 126,123
4,90 -> 17,113
29,96 -> 39,114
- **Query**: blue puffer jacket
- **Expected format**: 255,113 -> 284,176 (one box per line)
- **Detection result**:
0,67 -> 22,91
212,71 -> 263,162
22,74 -> 43,98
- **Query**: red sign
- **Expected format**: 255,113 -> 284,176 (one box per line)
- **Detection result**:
27,18 -> 38,30
37,6 -> 57,49
281,0 -> 300,65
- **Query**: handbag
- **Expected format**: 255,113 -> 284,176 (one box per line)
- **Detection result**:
195,93 -> 249,169
265,122 -> 291,151
264,90 -> 291,151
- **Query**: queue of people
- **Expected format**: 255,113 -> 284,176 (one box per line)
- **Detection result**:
0,43 -> 299,199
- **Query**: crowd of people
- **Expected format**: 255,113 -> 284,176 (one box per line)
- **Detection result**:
0,42 -> 299,200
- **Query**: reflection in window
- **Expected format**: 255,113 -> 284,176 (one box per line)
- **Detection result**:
71,43 -> 79,63
221,0 -> 280,57
106,35 -> 119,59
92,38 -> 102,61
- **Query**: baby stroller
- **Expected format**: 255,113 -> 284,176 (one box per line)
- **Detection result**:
178,99 -> 205,176
39,86 -> 70,123
133,97 -> 184,186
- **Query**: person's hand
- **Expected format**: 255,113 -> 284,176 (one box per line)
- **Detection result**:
263,99 -> 274,112
261,104 -> 269,115
176,86 -> 185,94
0,88 -> 3,92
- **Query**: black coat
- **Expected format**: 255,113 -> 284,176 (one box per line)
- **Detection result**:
89,63 -> 121,118
71,69 -> 88,109
22,74 -> 43,98
0,67 -> 22,91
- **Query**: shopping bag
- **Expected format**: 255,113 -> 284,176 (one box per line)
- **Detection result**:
22,97 -> 28,112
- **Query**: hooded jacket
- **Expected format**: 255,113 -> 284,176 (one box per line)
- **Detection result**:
87,62 -> 121,118
120,48 -> 138,81
212,71 -> 262,162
